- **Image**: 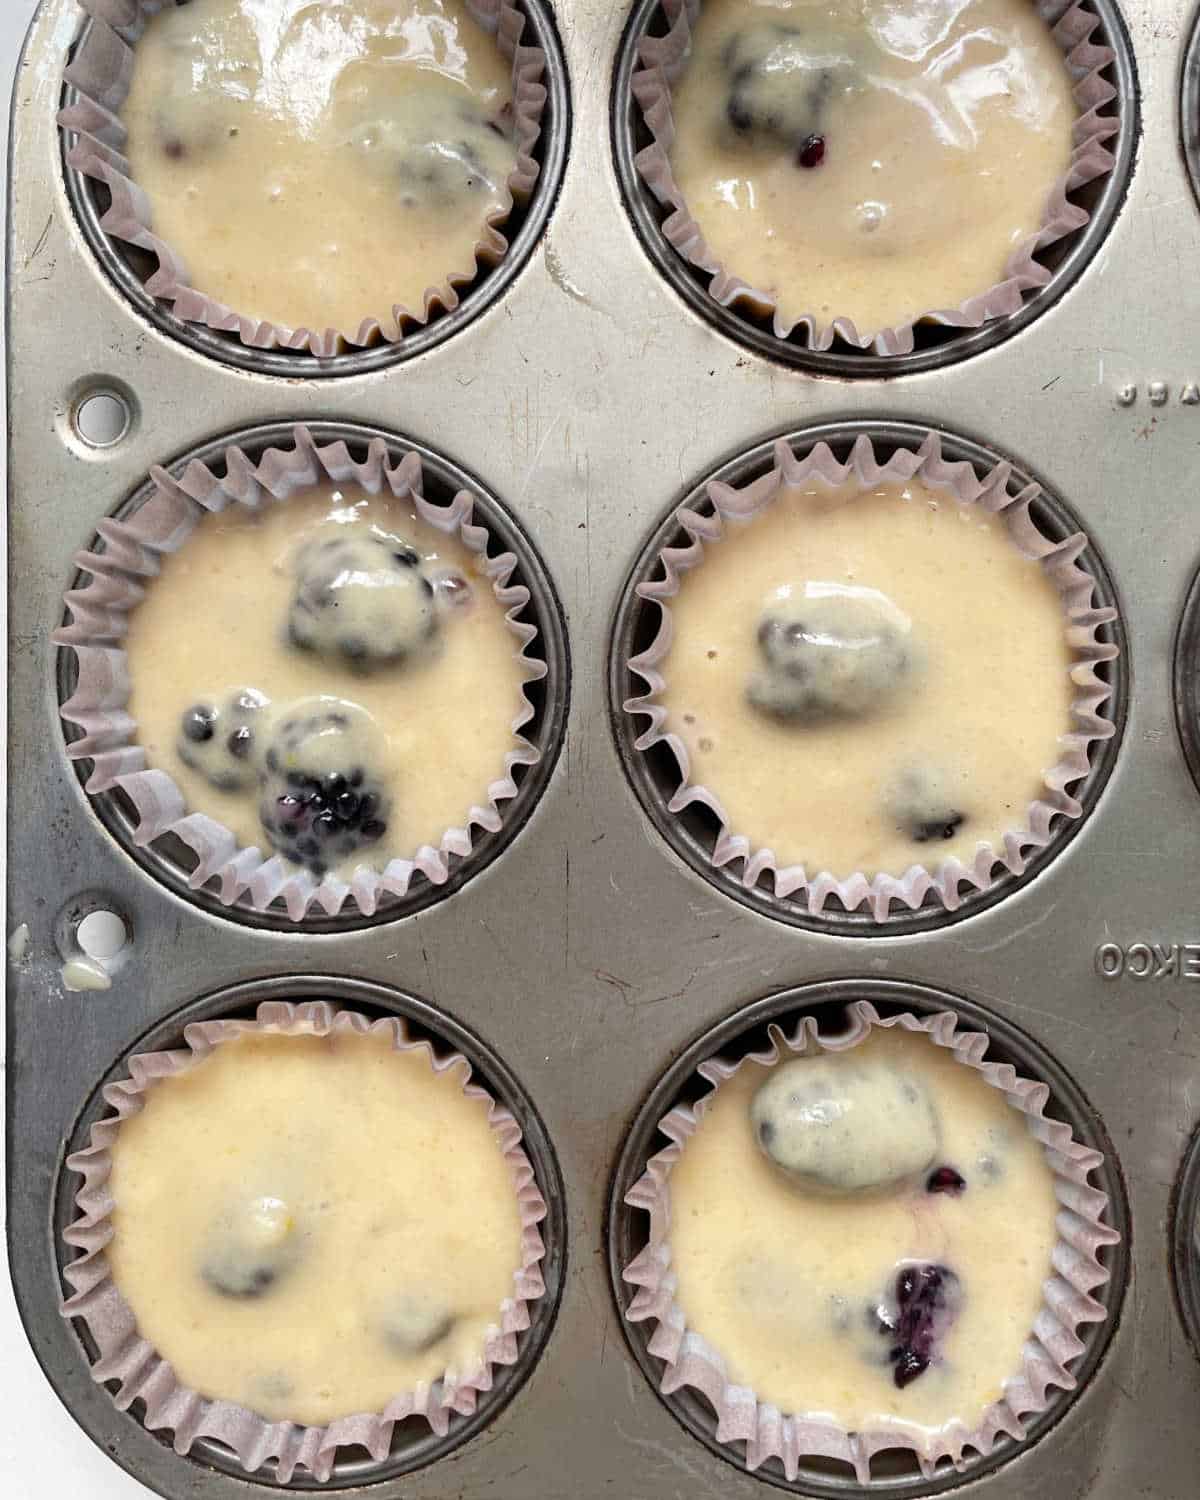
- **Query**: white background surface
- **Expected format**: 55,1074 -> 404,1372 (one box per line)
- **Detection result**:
2,1 -> 149,1492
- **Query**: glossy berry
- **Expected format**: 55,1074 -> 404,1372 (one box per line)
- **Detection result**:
177,690 -> 265,792
257,708 -> 390,877
287,534 -> 439,670
926,1166 -> 966,1196
182,705 -> 216,744
798,133 -> 826,169
880,1263 -> 960,1389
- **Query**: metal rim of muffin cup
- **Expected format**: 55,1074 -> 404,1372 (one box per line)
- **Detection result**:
606,976 -> 1131,1498
611,0 -> 1139,378
1181,10 -> 1200,216
1171,555 -> 1200,799
52,974 -> 568,1494
608,418 -> 1127,936
55,419 -> 571,932
1170,1123 -> 1200,1367
58,1 -> 571,378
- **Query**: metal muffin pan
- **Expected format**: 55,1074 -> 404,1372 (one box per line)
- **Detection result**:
6,0 -> 1200,1498
612,0 -> 1139,378
56,418 -> 571,933
610,417 -> 1127,936
60,0 -> 572,378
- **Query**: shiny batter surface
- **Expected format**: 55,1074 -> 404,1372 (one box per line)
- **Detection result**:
658,478 -> 1074,879
669,1027 -> 1059,1432
121,0 -> 517,335
124,483 -> 524,877
105,1030 -> 524,1425
668,0 -> 1076,334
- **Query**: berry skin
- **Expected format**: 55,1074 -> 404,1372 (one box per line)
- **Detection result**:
748,593 -> 913,724
719,24 -> 842,158
182,705 -> 216,744
878,1263 -> 961,1389
287,534 -> 440,671
926,1165 -> 966,1196
176,688 -> 267,792
381,1294 -> 455,1355
883,764 -> 969,848
798,133 -> 826,168
257,702 -> 391,877
200,1195 -> 300,1300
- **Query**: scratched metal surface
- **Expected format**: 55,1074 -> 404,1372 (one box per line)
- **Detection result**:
7,0 -> 1200,1497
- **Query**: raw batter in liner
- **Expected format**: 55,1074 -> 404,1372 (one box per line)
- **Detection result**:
120,0 -> 518,336
668,1026 -> 1059,1432
658,477 -> 1074,879
667,0 -> 1076,335
123,483 -> 525,876
104,1029 -> 524,1425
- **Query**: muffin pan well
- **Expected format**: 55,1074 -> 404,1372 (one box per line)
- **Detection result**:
8,2 -> 1200,1499
54,420 -> 570,931
609,978 -> 1129,1495
612,0 -> 1138,377
612,420 -> 1125,935
53,976 -> 566,1491
59,0 -> 571,377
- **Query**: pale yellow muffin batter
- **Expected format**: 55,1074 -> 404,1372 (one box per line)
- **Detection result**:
668,0 -> 1076,334
120,0 -> 518,335
658,477 -> 1073,878
669,1026 -> 1059,1432
124,483 -> 525,878
105,1029 -> 524,1426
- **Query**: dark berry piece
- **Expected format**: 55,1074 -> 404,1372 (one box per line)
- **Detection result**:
797,133 -> 825,169
892,1347 -> 927,1388
176,689 -> 266,790
913,813 -> 965,843
926,1166 -> 966,1196
885,766 -> 969,847
182,705 -> 216,743
879,1264 -> 961,1390
257,702 -> 391,877
726,93 -> 754,134
312,810 -> 339,840
203,1259 -> 277,1299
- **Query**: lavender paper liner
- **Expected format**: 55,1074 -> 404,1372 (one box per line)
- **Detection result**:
54,422 -> 547,922
58,0 -> 547,357
622,430 -> 1119,920
60,1000 -> 549,1485
621,1001 -> 1120,1481
631,0 -> 1119,355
